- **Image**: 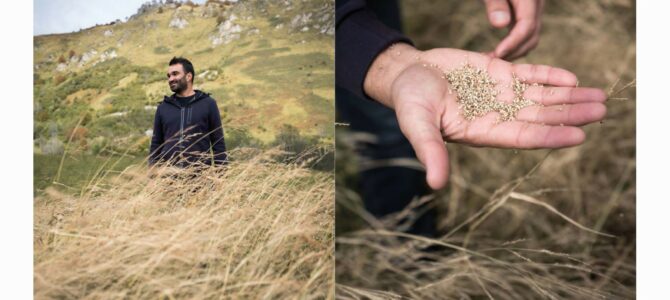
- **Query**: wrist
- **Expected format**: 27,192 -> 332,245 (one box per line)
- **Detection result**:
363,43 -> 423,108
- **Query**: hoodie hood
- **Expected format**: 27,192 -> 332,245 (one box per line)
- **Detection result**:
163,90 -> 210,107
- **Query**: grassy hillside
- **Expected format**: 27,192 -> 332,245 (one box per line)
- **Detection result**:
34,0 -> 333,149
34,0 -> 334,193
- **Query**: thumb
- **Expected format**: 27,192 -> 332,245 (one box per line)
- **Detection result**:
484,0 -> 512,28
420,136 -> 450,190
396,107 -> 450,190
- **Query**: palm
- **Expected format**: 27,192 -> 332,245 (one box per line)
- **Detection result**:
391,49 -> 606,189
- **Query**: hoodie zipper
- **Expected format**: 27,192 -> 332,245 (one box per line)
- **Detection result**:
167,92 -> 199,153
179,106 -> 185,149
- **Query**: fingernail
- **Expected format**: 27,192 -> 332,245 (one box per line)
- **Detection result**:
490,11 -> 510,26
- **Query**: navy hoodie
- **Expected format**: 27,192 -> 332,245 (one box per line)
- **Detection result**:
149,90 -> 227,167
336,0 -> 413,100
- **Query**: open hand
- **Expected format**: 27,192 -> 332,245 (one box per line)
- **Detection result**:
367,46 -> 606,190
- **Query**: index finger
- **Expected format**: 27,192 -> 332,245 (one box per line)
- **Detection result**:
512,64 -> 579,87
494,1 -> 538,58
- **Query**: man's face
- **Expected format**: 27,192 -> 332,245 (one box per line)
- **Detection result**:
167,64 -> 190,94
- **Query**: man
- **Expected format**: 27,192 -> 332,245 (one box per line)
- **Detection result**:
149,57 -> 227,168
336,0 -> 606,236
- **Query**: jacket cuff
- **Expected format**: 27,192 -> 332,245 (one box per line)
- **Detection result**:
336,9 -> 413,101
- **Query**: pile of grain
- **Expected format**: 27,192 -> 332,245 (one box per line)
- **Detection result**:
443,64 -> 537,121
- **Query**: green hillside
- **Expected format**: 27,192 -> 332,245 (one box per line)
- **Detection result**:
34,0 -> 334,155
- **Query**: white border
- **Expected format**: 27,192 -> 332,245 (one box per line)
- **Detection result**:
637,1 -> 669,298
0,0 -> 33,297
0,0 -> 664,298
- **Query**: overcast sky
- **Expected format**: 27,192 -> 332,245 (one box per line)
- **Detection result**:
34,0 -> 206,36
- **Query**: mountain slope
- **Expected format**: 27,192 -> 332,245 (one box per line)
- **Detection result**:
33,0 -> 334,157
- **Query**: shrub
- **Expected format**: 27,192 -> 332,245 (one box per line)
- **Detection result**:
66,126 -> 88,142
53,74 -> 67,85
90,136 -> 108,155
225,127 -> 263,150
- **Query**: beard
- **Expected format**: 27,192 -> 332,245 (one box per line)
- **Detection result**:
169,76 -> 188,93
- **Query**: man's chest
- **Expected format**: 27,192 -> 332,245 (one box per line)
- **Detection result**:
162,104 -> 210,132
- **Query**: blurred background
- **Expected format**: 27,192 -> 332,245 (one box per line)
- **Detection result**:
336,0 -> 635,298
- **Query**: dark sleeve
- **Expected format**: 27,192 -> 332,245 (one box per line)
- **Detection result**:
148,105 -> 164,166
336,0 -> 413,100
208,99 -> 228,165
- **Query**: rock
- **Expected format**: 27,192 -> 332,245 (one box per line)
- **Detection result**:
211,19 -> 242,46
146,20 -> 158,29
79,50 -> 98,67
288,4 -> 334,36
247,28 -> 260,35
106,111 -> 128,118
98,49 -> 117,63
290,13 -> 312,30
321,24 -> 334,36
198,70 -> 219,81
41,137 -> 64,155
145,129 -> 153,137
169,17 -> 188,29
56,63 -> 67,72
202,3 -> 220,18
104,29 -> 113,37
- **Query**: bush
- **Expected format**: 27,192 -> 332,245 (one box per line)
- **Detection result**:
66,126 -> 88,142
225,127 -> 263,150
273,124 -> 314,154
90,136 -> 108,155
53,74 -> 67,85
271,124 -> 334,171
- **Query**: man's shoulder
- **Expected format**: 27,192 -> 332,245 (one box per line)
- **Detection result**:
157,95 -> 170,106
198,92 -> 218,105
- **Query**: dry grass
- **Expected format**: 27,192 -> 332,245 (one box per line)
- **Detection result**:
336,0 -> 635,299
34,148 -> 334,299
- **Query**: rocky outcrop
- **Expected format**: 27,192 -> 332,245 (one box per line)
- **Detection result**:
79,50 -> 98,67
98,49 -> 118,63
198,70 -> 219,81
210,14 -> 242,46
56,63 -> 67,72
169,17 -> 188,29
287,3 -> 334,36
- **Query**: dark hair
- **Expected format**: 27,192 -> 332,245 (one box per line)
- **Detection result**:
169,56 -> 195,83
